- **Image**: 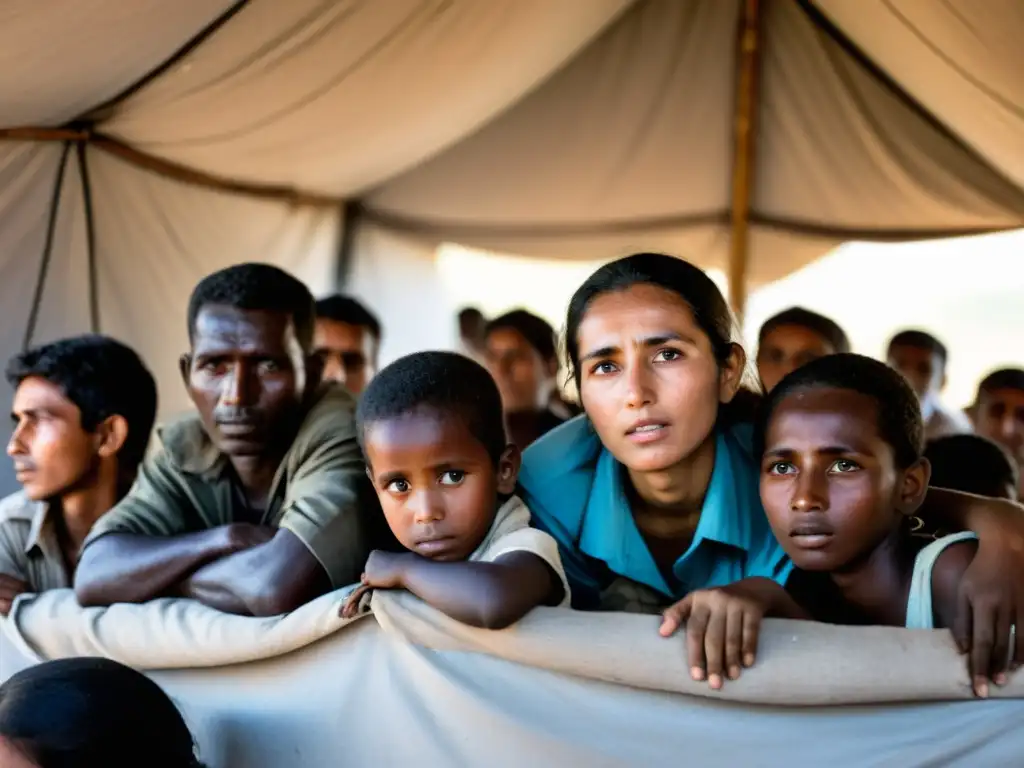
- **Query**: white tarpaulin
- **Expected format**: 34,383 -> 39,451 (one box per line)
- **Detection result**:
0,0 -> 1022,492
1,589 -> 1023,767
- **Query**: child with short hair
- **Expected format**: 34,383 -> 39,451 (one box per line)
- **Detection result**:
340,351 -> 568,628
925,434 -> 1019,503
672,354 -> 1010,697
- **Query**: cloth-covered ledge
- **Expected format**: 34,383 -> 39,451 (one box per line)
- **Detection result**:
2,587 -> 1021,706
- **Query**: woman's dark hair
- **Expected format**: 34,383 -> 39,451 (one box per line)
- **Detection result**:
0,658 -> 205,768
564,253 -> 754,423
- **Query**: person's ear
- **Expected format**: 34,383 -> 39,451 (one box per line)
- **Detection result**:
718,343 -> 746,404
178,354 -> 191,388
896,457 -> 931,515
95,415 -> 130,460
496,443 -> 522,495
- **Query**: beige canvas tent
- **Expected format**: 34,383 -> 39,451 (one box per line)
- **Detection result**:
1,0 -> 1023,495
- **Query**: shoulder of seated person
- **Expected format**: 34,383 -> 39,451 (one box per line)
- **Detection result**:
292,383 -> 358,445
520,415 -> 602,482
0,491 -> 38,525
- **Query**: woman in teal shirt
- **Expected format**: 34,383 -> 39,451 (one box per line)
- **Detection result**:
519,253 -> 1024,683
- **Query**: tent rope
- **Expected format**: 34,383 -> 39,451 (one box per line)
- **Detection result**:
75,142 -> 100,333
23,143 -> 73,351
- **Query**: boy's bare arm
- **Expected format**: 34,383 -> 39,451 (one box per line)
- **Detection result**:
350,549 -> 562,629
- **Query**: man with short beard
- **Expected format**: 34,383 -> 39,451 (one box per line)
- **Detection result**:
75,264 -> 381,616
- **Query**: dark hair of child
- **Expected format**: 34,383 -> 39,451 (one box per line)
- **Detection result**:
0,657 -> 205,768
925,434 -> 1019,501
755,353 -> 923,467
356,351 -> 507,465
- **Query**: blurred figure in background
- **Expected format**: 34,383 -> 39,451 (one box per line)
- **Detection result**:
755,307 -> 850,393
886,330 -> 972,440
314,294 -> 381,396
925,434 -> 1018,502
457,307 -> 487,363
485,309 -> 577,451
970,368 -> 1024,499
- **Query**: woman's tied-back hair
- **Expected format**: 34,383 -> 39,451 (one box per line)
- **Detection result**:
0,657 -> 206,767
5,335 -> 158,472
564,253 -> 754,424
758,307 -> 851,354
755,353 -> 924,470
187,263 -> 316,351
356,351 -> 508,465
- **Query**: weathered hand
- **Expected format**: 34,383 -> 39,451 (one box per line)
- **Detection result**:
361,550 -> 411,590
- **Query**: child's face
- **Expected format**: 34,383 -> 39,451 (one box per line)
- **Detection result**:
759,387 -> 928,572
363,410 -> 519,561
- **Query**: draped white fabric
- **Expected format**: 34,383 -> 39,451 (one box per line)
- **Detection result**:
0,0 -> 1022,495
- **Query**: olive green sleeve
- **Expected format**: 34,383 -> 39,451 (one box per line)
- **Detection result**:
276,401 -> 376,588
84,451 -> 200,546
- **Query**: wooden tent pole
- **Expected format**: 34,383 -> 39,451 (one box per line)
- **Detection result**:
727,0 -> 763,320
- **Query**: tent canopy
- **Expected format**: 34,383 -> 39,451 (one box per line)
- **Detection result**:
1,0 -> 1022,492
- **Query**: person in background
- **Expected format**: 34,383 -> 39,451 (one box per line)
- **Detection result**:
519,252 -> 1024,691
970,368 -> 1024,499
457,307 -> 487,362
341,351 -> 568,628
74,263 -> 379,617
0,336 -> 157,616
925,434 -> 1018,502
755,307 -> 850,393
485,309 -> 578,451
0,657 -> 206,767
313,294 -> 381,396
886,330 -> 972,440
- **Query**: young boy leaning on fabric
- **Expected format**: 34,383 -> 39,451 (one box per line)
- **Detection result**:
340,351 -> 569,628
671,354 -> 1011,698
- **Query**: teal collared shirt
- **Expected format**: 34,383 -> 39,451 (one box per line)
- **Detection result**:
519,415 -> 792,610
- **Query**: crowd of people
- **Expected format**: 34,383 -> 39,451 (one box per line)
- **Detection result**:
0,253 -> 1021,766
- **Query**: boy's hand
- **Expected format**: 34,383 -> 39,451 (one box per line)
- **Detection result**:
338,551 -> 413,619
660,578 -> 786,690
362,550 -> 411,589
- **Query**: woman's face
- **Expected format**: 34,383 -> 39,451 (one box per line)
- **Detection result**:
575,284 -> 743,473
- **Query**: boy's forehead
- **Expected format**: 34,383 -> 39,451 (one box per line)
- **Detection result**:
364,410 -> 488,462
769,388 -> 884,446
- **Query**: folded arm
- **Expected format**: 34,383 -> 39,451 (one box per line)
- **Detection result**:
74,525 -> 255,606
355,549 -> 563,629
177,528 -> 331,616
